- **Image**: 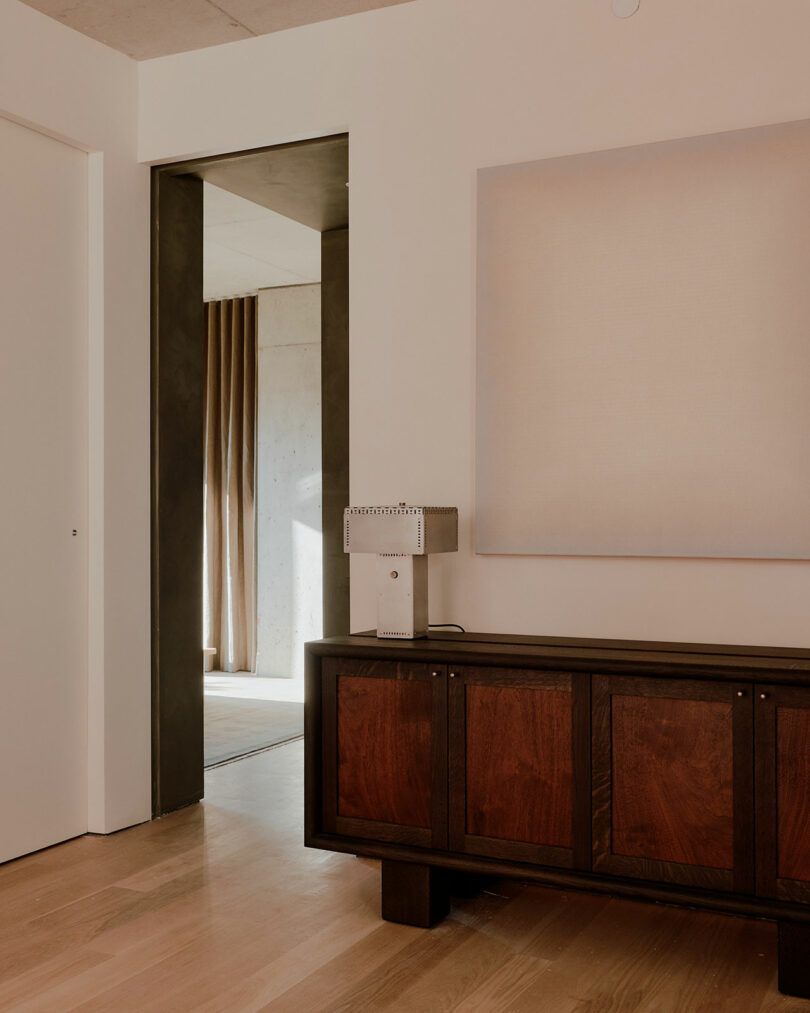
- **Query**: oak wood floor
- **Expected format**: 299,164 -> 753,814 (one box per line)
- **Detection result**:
1,741 -> 808,1012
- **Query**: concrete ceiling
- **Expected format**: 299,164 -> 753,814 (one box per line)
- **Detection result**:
20,0 -> 416,60
190,134 -> 349,232
204,182 -> 321,301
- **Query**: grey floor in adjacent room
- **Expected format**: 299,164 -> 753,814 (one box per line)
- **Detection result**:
204,673 -> 304,767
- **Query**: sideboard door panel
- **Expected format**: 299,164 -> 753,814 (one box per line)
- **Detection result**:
449,666 -> 590,868
322,658 -> 447,848
755,685 -> 810,902
592,675 -> 753,892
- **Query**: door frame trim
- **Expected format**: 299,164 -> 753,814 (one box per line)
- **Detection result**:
150,137 -> 350,817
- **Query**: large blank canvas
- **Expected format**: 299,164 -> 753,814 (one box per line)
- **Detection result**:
476,121 -> 810,558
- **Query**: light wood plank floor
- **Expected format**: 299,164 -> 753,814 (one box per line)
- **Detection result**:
1,741 -> 809,1012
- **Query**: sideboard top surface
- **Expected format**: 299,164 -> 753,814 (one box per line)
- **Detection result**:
305,630 -> 810,682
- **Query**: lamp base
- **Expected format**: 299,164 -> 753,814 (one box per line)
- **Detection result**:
376,554 -> 428,639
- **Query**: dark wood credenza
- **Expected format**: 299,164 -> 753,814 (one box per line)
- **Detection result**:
304,631 -> 810,998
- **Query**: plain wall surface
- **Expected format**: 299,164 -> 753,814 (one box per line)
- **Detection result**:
255,285 -> 323,680
0,116 -> 88,862
139,0 -> 810,649
2,0 -> 810,842
0,1 -> 150,835
138,0 -> 810,648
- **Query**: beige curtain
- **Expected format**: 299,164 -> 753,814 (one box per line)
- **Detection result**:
204,297 -> 257,673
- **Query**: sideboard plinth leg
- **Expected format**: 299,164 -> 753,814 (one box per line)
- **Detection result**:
381,860 -> 449,927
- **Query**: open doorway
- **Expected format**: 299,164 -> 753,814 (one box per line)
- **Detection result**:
151,135 -> 349,815
202,182 -> 321,766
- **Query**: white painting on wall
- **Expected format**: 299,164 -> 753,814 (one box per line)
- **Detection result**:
476,119 -> 810,558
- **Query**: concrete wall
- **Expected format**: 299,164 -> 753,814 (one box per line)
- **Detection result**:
255,285 -> 322,680
1,1 -> 150,834
139,0 -> 810,649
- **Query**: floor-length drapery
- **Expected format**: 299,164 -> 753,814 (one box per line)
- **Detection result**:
204,296 -> 257,673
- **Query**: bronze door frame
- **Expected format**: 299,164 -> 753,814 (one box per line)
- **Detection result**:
151,135 -> 350,816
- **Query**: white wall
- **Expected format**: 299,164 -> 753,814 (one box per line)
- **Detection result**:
138,0 -> 810,648
0,0 -> 805,840
255,285 -> 322,680
1,1 -> 150,834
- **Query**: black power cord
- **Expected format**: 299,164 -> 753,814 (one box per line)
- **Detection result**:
429,623 -> 466,633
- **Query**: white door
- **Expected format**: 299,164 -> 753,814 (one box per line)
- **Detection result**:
0,116 -> 88,863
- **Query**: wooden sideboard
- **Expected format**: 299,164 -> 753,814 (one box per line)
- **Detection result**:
305,631 -> 810,998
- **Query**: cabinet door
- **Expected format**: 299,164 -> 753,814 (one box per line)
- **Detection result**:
322,658 -> 447,848
755,685 -> 810,902
449,667 -> 590,868
592,675 -> 753,892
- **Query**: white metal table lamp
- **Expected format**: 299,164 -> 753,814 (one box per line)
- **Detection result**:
344,504 -> 458,639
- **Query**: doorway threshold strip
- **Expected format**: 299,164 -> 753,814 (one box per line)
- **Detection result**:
204,733 -> 304,771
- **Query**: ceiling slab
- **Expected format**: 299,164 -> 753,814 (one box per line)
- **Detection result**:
203,182 -> 321,300
177,134 -> 349,233
21,0 -> 252,60
204,244 -> 309,300
20,0 -> 416,60
214,0 -> 415,37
